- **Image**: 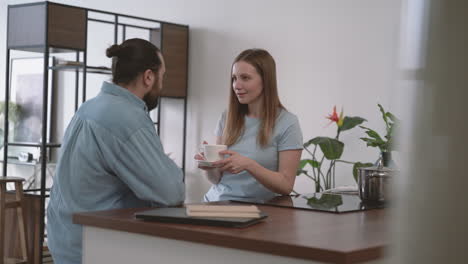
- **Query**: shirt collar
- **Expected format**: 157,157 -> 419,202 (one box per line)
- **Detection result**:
100,81 -> 148,112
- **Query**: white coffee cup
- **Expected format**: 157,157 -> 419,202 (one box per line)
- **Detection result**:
200,144 -> 227,162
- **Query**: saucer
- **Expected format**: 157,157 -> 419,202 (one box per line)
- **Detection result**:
196,159 -> 216,168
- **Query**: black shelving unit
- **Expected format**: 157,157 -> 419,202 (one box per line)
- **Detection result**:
3,2 -> 189,263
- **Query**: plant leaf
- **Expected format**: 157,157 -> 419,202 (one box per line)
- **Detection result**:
308,136 -> 344,160
296,169 -> 307,176
339,116 -> 366,132
298,159 -> 321,169
303,136 -> 322,148
297,159 -> 322,176
352,162 -> 373,183
308,160 -> 321,168
386,112 -> 400,123
298,159 -> 309,170
0,101 -> 22,123
378,104 -> 388,125
360,126 -> 384,141
360,137 -> 385,149
365,130 -> 384,141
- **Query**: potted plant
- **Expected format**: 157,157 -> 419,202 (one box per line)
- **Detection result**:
359,104 -> 399,168
297,106 -> 366,193
0,101 -> 22,147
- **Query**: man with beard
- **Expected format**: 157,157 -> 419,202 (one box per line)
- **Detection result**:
47,38 -> 185,264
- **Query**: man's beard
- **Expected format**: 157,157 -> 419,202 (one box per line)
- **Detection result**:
143,92 -> 159,111
143,83 -> 160,111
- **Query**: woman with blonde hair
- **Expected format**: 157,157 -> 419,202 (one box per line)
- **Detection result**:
197,48 -> 303,201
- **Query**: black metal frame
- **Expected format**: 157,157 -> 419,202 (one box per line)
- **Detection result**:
3,2 -> 189,263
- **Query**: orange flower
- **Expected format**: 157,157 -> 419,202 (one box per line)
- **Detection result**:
327,106 -> 339,123
327,106 -> 344,127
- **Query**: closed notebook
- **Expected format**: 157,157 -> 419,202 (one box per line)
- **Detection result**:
186,205 -> 261,218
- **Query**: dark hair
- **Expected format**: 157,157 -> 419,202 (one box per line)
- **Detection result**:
106,38 -> 161,85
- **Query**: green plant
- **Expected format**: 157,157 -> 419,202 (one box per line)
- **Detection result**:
351,104 -> 400,173
296,106 -> 366,193
359,104 -> 399,153
0,101 -> 21,149
0,101 -> 22,124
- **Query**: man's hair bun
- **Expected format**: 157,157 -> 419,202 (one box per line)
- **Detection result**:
106,44 -> 121,58
106,38 -> 161,84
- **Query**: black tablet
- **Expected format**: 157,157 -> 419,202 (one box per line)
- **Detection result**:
135,208 -> 268,228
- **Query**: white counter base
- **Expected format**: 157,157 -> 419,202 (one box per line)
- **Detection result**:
82,226 -> 386,264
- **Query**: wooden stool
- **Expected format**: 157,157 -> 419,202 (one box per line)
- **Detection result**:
0,177 -> 28,264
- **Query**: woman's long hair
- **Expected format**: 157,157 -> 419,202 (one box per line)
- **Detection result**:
222,49 -> 284,147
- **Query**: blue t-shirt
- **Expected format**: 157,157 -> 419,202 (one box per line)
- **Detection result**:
47,81 -> 185,264
204,109 -> 303,201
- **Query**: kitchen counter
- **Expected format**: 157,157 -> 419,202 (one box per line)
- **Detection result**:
74,200 -> 388,264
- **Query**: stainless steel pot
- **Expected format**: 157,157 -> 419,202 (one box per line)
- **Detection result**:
357,160 -> 396,204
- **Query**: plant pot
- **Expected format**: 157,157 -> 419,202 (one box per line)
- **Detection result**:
374,151 -> 397,169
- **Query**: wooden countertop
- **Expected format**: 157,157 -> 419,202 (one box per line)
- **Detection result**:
73,201 -> 388,264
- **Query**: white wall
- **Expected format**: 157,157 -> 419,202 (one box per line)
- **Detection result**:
0,0 -> 403,202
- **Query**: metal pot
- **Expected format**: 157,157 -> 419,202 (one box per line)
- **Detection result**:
357,159 -> 396,204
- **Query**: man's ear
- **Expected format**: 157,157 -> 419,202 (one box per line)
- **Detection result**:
142,69 -> 155,88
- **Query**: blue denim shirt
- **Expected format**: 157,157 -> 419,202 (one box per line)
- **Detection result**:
47,81 -> 185,264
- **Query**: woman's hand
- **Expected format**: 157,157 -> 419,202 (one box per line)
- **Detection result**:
195,140 -> 215,171
213,150 -> 254,174
194,152 -> 204,161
